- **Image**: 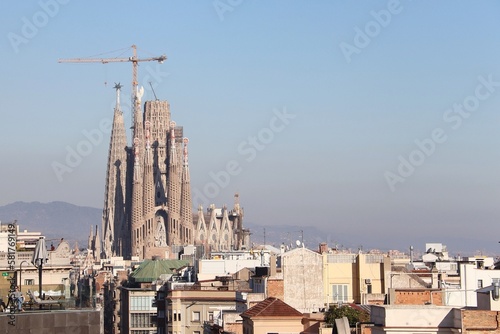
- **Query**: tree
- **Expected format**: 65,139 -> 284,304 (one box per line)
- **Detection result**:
324,304 -> 369,326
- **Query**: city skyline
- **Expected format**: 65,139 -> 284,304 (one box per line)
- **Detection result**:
1,1 -> 500,254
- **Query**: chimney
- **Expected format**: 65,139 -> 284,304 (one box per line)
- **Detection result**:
319,243 -> 328,254
270,254 -> 277,276
431,265 -> 439,289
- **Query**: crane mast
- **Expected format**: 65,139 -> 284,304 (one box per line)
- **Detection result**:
58,45 -> 167,130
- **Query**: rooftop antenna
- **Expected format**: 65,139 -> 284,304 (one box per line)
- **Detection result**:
149,81 -> 159,101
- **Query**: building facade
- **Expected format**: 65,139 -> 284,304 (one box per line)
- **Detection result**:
280,247 -> 324,313
241,297 -> 303,334
162,287 -> 247,334
322,251 -> 390,305
120,287 -> 158,334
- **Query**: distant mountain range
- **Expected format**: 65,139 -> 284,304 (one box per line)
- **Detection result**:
0,201 -> 331,252
3,201 -> 491,256
0,201 -> 100,249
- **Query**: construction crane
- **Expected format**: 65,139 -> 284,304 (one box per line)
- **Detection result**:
58,44 -> 166,126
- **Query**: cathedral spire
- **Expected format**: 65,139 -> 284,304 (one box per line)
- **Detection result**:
195,204 -> 206,245
143,121 -> 155,216
102,83 -> 127,259
88,225 -> 93,250
94,225 -> 101,261
114,82 -> 122,108
180,137 -> 193,244
131,135 -> 144,258
167,121 -> 181,245
142,120 -> 156,248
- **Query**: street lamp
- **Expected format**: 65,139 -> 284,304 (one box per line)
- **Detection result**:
19,260 -> 29,292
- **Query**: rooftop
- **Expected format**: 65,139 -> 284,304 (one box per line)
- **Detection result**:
241,297 -> 302,318
130,259 -> 189,283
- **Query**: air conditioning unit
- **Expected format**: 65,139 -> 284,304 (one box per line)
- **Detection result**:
365,279 -> 372,284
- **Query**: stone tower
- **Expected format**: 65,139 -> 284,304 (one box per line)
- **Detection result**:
102,84 -> 128,259
180,138 -> 193,245
101,86 -> 247,260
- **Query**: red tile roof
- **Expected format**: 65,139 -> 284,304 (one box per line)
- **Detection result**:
241,297 -> 303,318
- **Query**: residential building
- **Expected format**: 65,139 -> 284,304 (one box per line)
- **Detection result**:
117,258 -> 190,334
241,297 -> 303,334
322,250 -> 390,305
198,249 -> 268,281
0,222 -> 42,252
0,238 -> 73,299
450,261 -> 500,307
279,247 -> 323,313
371,303 -> 500,334
161,286 -> 247,334
120,287 -> 158,334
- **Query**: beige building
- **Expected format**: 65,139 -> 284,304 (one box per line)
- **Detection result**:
164,288 -> 247,334
371,303 -> 500,334
322,251 -> 391,305
0,223 -> 42,252
120,287 -> 157,334
0,239 -> 73,298
241,297 -> 303,334
280,247 -> 324,313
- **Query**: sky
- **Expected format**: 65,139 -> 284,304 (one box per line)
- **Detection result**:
1,1 -> 500,255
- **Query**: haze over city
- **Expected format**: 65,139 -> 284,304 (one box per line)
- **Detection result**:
1,1 -> 500,254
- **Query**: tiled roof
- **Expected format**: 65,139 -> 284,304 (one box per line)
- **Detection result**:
131,259 -> 190,283
241,297 -> 303,318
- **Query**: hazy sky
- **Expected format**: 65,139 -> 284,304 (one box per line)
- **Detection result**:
1,1 -> 500,254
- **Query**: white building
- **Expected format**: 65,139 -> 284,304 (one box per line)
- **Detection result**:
0,223 -> 42,252
198,249 -> 270,280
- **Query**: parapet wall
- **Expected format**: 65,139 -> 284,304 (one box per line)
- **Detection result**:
0,309 -> 102,334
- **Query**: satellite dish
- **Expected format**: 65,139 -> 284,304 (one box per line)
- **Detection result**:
296,240 -> 301,247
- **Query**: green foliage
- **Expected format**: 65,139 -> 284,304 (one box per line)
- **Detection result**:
324,305 -> 369,326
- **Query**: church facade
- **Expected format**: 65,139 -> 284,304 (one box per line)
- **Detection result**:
100,85 -> 249,260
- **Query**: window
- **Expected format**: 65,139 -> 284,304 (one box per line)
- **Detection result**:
478,279 -> 483,289
131,330 -> 156,334
367,284 -> 372,294
131,313 -> 155,328
332,284 -> 349,302
192,311 -> 200,322
130,296 -> 156,311
24,279 -> 34,286
208,312 -> 214,322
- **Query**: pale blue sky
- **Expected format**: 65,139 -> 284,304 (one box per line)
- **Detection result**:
1,1 -> 500,254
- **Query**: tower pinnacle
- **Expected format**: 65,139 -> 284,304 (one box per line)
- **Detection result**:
114,82 -> 123,108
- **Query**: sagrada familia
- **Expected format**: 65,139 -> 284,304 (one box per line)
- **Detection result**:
97,84 -> 250,260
